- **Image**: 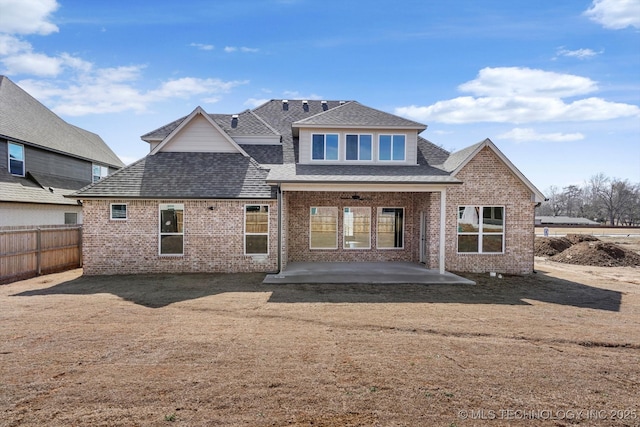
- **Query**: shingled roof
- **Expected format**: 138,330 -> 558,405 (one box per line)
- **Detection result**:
0,76 -> 123,168
74,152 -> 274,199
293,101 -> 427,130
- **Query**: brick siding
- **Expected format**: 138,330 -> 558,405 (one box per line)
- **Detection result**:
441,146 -> 536,274
82,199 -> 278,275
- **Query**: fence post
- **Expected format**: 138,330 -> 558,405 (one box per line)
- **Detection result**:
36,227 -> 42,276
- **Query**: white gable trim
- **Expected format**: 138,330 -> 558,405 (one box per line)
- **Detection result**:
149,106 -> 249,157
451,138 -> 546,203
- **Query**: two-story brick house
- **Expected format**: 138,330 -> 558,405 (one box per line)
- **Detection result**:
0,76 -> 124,226
71,99 -> 544,276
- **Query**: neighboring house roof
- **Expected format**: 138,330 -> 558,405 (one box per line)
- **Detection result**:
0,75 -> 124,168
0,169 -> 80,205
536,216 -> 600,225
292,101 -> 427,130
73,152 -> 273,199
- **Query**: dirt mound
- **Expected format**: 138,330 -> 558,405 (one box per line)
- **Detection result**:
535,237 -> 572,256
564,234 -> 600,244
550,241 -> 640,267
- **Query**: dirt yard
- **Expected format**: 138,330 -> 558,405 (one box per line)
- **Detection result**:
1,260 -> 639,426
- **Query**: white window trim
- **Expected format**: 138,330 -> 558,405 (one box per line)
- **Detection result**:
311,133 -> 340,161
343,206 -> 372,250
456,205 -> 505,254
244,204 -> 270,256
378,134 -> 406,162
159,203 -> 184,256
92,164 -> 109,183
8,142 -> 25,177
376,207 -> 405,250
309,207 -> 338,250
345,133 -> 373,161
110,203 -> 128,220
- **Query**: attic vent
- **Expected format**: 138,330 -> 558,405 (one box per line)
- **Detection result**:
282,99 -> 289,111
231,114 -> 238,128
321,100 -> 328,111
302,100 -> 309,112
339,100 -> 346,105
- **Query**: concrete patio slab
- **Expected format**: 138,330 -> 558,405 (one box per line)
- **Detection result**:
263,261 -> 476,285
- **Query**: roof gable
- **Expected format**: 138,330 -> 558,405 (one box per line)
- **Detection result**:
293,101 -> 427,130
445,138 -> 545,203
0,76 -> 123,168
150,106 -> 248,156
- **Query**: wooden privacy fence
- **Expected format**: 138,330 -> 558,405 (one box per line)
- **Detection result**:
0,225 -> 82,284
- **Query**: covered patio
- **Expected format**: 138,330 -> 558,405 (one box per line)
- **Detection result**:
263,262 -> 475,285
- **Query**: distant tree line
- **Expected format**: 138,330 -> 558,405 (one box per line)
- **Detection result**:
536,173 -> 640,226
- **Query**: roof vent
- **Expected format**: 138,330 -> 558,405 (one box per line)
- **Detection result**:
231,114 -> 238,128
282,99 -> 288,111
339,100 -> 346,105
321,100 -> 328,111
302,100 -> 309,112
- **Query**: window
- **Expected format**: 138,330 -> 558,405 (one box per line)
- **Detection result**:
378,134 -> 405,161
457,206 -> 504,253
110,204 -> 128,220
64,213 -> 78,225
312,133 -> 339,160
345,134 -> 372,161
377,208 -> 404,249
8,142 -> 25,176
245,205 -> 269,255
159,204 -> 184,255
343,207 -> 371,249
92,164 -> 108,183
310,207 -> 338,249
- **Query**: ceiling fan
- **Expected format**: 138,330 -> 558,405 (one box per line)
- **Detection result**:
340,194 -> 371,201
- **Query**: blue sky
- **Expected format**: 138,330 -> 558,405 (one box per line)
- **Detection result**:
1,0 -> 638,192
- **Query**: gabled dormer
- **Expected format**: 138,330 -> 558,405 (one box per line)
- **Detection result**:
292,101 -> 426,165
147,106 -> 249,156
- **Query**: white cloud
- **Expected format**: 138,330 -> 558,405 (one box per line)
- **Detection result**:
0,34 -> 31,55
282,91 -> 323,100
2,52 -> 62,76
497,128 -> 585,142
244,98 -> 270,108
555,47 -> 602,60
19,73 -> 248,116
224,46 -> 259,53
0,0 -> 59,35
584,0 -> 640,29
458,67 -> 597,98
189,43 -> 214,51
395,67 -> 640,124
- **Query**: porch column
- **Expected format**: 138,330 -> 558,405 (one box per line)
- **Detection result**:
439,189 -> 446,274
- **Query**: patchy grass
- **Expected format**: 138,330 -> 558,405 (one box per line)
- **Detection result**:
1,263 -> 639,426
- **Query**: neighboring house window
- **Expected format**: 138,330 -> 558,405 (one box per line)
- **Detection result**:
159,204 -> 184,255
64,213 -> 78,225
343,207 -> 371,249
312,133 -> 339,161
310,207 -> 338,249
377,207 -> 404,249
345,134 -> 372,161
8,142 -> 25,176
378,134 -> 405,161
92,164 -> 108,182
245,205 -> 269,255
110,204 -> 128,220
457,206 -> 505,253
